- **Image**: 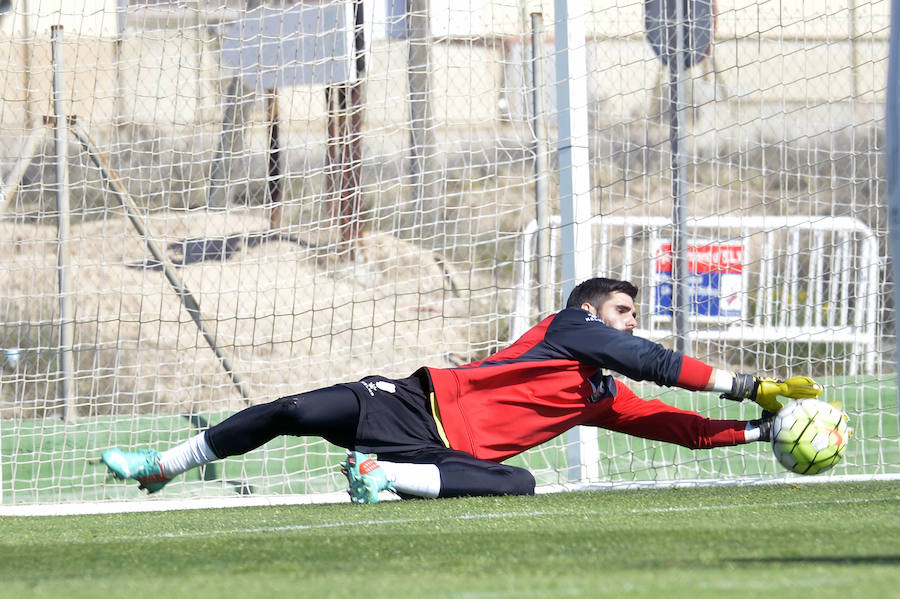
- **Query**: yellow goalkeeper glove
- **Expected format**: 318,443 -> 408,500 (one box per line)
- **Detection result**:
720,374 -> 823,412
754,376 -> 823,412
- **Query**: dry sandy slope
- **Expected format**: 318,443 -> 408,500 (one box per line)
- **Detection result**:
0,210 -> 478,417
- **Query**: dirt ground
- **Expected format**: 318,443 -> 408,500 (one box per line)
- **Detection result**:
0,209 -> 485,418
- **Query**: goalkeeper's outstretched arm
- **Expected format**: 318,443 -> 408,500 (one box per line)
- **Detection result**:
710,372 -> 823,412
662,353 -> 823,413
549,304 -> 823,412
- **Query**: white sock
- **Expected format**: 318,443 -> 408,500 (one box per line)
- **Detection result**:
744,422 -> 762,442
159,432 -> 218,477
377,461 -> 442,498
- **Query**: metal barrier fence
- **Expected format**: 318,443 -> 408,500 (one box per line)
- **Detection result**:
513,215 -> 880,375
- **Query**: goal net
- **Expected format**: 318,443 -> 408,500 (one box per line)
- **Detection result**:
0,0 -> 897,511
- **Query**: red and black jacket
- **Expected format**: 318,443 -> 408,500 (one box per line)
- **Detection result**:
421,307 -> 742,461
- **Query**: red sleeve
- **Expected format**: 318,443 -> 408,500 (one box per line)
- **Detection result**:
588,380 -> 747,449
675,355 -> 713,391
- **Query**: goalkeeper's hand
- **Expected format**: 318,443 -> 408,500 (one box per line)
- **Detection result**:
720,374 -> 823,412
755,376 -> 823,411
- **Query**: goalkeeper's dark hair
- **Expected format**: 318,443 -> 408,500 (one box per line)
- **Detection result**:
565,277 -> 639,312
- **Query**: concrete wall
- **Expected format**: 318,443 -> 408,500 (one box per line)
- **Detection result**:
0,34 -> 118,127
0,0 -> 890,135
0,0 -> 117,38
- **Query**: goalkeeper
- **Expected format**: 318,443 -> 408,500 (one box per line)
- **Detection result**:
101,277 -> 821,501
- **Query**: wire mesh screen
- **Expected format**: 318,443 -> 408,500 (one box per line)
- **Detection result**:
0,0 -> 896,507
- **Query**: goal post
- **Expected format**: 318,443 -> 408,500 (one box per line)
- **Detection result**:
553,0 -> 600,484
1,0 -> 898,513
887,0 -> 900,437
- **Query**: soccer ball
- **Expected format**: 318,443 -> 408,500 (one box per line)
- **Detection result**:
770,399 -> 849,475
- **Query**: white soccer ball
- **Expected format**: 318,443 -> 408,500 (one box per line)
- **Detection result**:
771,399 -> 850,475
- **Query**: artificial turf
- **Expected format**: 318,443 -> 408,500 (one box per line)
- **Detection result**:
1,480 -> 898,599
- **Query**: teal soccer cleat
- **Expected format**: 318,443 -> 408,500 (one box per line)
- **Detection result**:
341,451 -> 395,504
101,448 -> 171,493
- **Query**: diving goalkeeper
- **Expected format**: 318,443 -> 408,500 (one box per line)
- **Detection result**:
101,277 -> 822,501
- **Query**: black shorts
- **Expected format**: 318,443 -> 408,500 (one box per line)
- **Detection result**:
344,369 -> 449,456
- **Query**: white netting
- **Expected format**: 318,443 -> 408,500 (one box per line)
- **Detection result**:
0,0 -> 896,508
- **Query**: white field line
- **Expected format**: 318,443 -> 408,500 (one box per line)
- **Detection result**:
6,495 -> 897,546
3,472 -> 899,517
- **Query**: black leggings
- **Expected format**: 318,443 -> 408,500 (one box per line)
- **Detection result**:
380,447 -> 536,498
205,386 -> 361,457
204,385 -> 535,498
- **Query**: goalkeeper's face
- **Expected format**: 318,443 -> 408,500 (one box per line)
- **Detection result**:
589,292 -> 638,334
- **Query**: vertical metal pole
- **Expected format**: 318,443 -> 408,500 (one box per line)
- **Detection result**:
554,0 -> 593,297
407,0 -> 437,240
885,0 -> 900,435
326,84 -> 364,254
530,11 -> 552,318
325,0 -> 365,257
344,0 -> 365,248
115,0 -> 127,124
669,0 -> 691,355
849,0 -> 858,102
554,0 -> 598,485
116,0 -> 127,43
22,0 -> 34,128
51,25 -> 75,422
208,77 -> 252,209
265,91 -> 283,229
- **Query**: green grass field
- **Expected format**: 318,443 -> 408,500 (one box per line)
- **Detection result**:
1,481 -> 898,599
3,375 -> 898,504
